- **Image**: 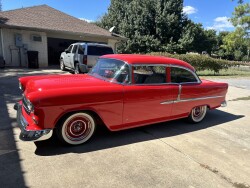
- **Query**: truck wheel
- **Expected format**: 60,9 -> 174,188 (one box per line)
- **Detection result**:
56,112 -> 96,145
187,105 -> 207,123
74,63 -> 80,74
60,59 -> 66,71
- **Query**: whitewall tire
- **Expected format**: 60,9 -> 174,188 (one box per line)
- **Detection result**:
188,105 -> 207,123
57,112 -> 96,145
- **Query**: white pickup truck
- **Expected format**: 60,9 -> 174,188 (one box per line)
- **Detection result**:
60,43 -> 114,74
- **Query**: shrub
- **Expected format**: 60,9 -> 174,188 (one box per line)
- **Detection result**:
148,52 -> 249,73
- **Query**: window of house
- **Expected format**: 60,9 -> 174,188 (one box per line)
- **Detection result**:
171,67 -> 198,83
133,65 -> 166,84
31,35 -> 42,42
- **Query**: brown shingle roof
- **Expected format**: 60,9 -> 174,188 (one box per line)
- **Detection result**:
0,4 -> 113,38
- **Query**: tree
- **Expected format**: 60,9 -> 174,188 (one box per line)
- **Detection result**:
223,0 -> 250,60
222,27 -> 249,60
178,20 -> 217,54
97,0 -> 131,33
98,0 -> 185,53
155,0 -> 184,45
231,2 -> 250,35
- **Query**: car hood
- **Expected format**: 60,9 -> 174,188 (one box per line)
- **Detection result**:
24,74 -> 112,94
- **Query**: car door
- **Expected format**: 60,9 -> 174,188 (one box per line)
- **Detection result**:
69,45 -> 78,68
64,45 -> 73,67
170,66 -> 203,117
122,65 -> 175,129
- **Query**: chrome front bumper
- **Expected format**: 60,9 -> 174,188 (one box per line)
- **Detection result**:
221,100 -> 227,107
14,103 -> 53,142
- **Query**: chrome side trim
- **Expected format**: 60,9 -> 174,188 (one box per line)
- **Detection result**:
160,100 -> 174,105
174,95 -> 224,103
161,95 -> 224,105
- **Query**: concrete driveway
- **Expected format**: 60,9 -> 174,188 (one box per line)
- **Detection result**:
0,68 -> 250,188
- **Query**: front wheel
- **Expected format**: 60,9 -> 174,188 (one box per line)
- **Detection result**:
188,105 -> 207,123
56,112 -> 96,145
60,59 -> 66,71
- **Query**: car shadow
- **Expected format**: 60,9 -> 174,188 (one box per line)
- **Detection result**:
34,109 -> 244,156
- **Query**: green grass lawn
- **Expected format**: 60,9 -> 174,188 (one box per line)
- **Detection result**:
197,66 -> 250,78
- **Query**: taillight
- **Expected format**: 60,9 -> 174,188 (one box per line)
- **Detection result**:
83,55 -> 87,65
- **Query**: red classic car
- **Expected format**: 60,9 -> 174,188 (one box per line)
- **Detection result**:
14,54 -> 228,145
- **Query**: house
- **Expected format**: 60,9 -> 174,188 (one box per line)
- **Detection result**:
0,5 -> 125,67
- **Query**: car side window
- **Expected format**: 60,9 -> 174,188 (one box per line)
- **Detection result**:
171,67 -> 198,83
133,65 -> 166,84
72,45 -> 78,53
78,45 -> 85,55
88,46 -> 113,56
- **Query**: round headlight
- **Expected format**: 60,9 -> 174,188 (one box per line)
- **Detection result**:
27,100 -> 34,112
24,97 -> 34,113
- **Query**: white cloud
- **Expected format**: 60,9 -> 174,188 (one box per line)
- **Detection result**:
183,6 -> 197,15
79,18 -> 94,23
206,16 -> 234,31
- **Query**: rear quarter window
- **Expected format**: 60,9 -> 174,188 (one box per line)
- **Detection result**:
87,46 -> 114,56
171,67 -> 198,83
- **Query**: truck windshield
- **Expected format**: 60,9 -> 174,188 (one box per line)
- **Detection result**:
89,58 -> 130,84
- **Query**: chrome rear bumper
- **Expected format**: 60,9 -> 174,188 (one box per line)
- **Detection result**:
14,103 -> 53,141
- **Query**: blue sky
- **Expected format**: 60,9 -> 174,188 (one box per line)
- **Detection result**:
2,0 -> 239,31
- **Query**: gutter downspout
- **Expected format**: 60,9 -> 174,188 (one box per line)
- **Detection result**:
0,28 -> 5,60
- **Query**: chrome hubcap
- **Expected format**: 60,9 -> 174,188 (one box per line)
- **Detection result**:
192,106 -> 206,122
65,116 -> 91,141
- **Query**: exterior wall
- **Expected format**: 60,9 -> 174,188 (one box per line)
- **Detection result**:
0,28 -> 119,68
108,39 -> 119,53
1,28 -> 48,67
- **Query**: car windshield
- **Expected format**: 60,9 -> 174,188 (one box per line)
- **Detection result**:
89,58 -> 130,84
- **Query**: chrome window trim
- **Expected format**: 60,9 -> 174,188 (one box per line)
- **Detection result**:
170,65 -> 201,84
133,64 -> 168,67
89,59 -> 201,86
131,63 -> 201,86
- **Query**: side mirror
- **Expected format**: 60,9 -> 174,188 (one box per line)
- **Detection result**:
65,49 -> 69,53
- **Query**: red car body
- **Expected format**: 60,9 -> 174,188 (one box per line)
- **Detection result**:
15,54 -> 228,144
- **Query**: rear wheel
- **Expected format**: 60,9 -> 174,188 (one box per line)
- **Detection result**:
56,112 -> 96,145
60,59 -> 66,71
74,63 -> 80,74
188,105 -> 207,123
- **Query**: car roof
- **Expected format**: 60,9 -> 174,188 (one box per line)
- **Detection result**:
101,54 -> 195,71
